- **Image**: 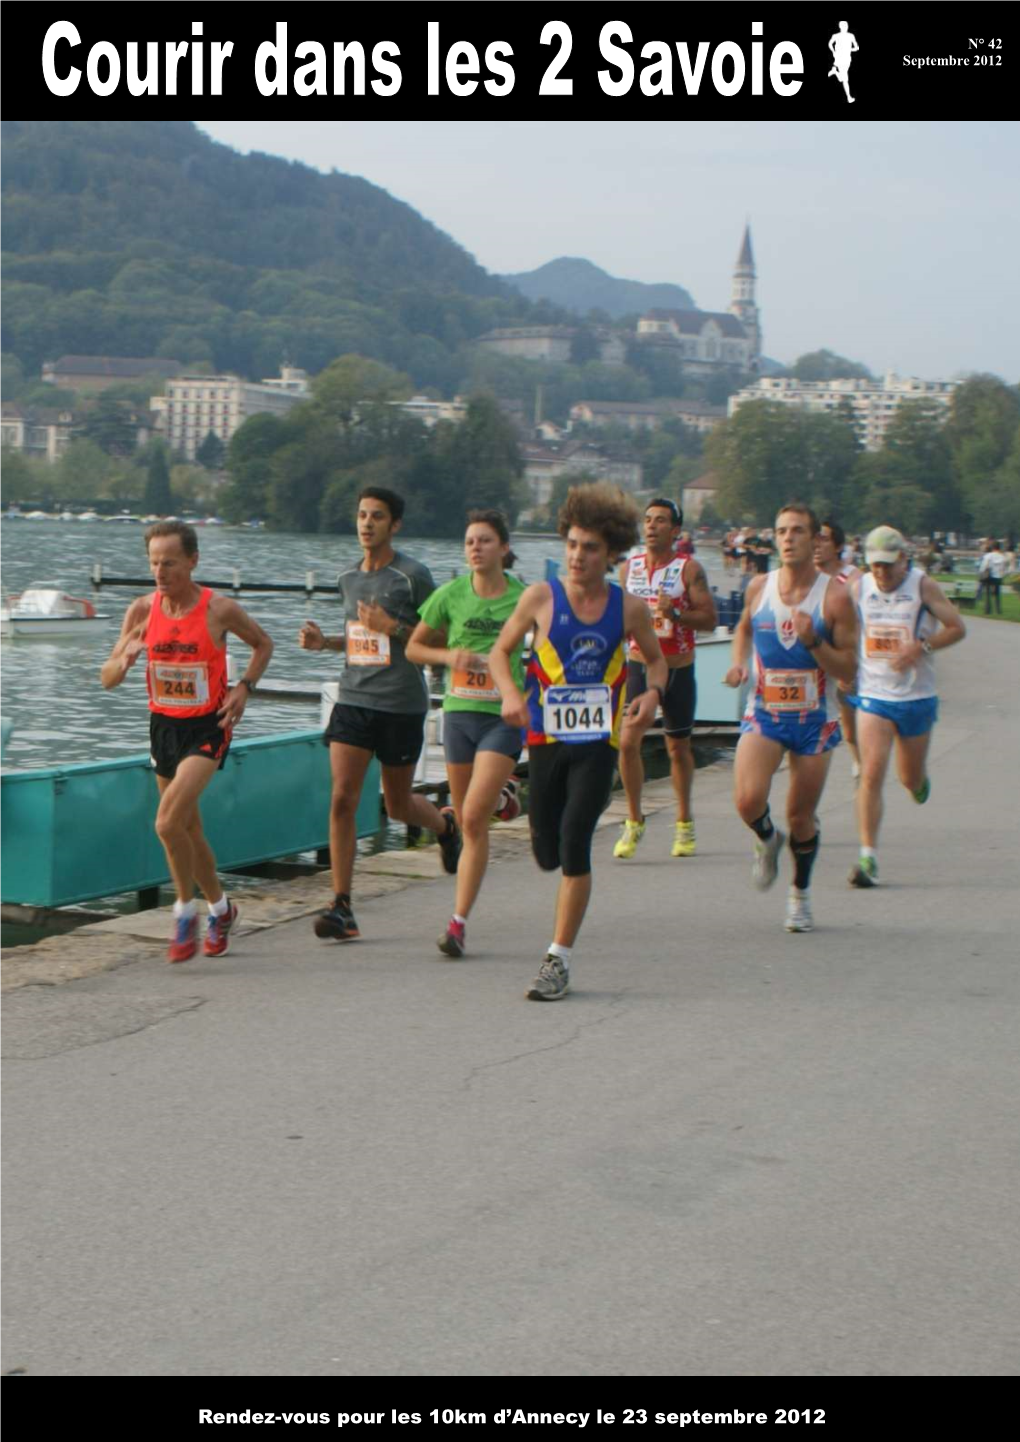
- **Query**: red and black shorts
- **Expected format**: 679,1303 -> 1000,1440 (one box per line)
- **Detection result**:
150,711 -> 232,780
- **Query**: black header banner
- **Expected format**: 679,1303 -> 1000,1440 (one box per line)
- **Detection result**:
8,2 -> 1015,117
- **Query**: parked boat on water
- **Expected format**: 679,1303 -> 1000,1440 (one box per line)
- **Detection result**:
1,586 -> 112,639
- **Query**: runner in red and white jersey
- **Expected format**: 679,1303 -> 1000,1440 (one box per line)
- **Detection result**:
101,522 -> 273,963
613,498 -> 718,862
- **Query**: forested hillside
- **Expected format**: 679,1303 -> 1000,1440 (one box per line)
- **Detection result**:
1,120 -> 537,387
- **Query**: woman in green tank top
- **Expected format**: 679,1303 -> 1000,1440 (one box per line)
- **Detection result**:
407,510 -> 527,959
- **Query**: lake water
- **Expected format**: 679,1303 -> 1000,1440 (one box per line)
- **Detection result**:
1,520 -> 730,769
1,520 -> 736,947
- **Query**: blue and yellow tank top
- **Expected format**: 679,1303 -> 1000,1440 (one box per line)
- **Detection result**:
526,577 -> 627,748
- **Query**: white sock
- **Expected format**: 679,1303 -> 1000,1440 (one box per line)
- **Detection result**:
861,847 -> 877,861
548,943 -> 572,965
453,914 -> 467,928
209,895 -> 229,918
173,899 -> 197,919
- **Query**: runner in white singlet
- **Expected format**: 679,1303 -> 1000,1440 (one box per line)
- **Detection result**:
845,526 -> 966,888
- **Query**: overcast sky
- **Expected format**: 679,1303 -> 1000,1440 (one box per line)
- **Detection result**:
196,120 -> 1018,382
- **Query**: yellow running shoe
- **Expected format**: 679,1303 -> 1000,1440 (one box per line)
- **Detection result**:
613,818 -> 646,859
671,821 -> 696,857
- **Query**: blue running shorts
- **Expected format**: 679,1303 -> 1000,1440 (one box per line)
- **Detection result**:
740,710 -> 842,755
847,694 -> 939,737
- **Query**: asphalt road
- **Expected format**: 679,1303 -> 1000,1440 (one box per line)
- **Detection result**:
3,616 -> 1018,1377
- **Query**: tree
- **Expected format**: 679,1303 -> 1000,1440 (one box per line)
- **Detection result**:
54,438 -> 121,502
195,430 -> 226,470
78,391 -> 141,456
311,355 -> 412,429
706,401 -> 860,527
569,327 -> 601,366
1,448 -> 47,502
965,426 -> 1020,540
143,441 -> 173,514
431,394 -> 525,524
221,413 -> 292,523
877,399 -> 959,530
943,374 -> 1020,534
1,353 -> 25,399
851,451 -> 934,537
785,349 -> 873,382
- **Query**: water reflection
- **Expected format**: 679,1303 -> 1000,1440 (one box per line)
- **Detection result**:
3,521 -> 729,769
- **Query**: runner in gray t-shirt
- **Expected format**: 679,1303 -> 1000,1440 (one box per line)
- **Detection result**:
336,552 -> 434,714
299,487 -> 462,943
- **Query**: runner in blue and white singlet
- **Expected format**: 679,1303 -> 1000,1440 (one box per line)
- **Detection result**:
744,568 -> 841,755
725,503 -> 858,934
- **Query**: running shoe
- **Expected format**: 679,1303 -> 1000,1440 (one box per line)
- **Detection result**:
526,954 -> 570,1001
167,910 -> 199,963
493,778 -> 521,822
613,818 -> 646,859
203,901 -> 239,956
848,856 -> 879,888
784,886 -> 814,933
912,776 -> 931,805
670,821 -> 696,857
437,919 -> 466,959
751,827 -> 785,890
437,808 -> 463,875
313,901 -> 360,942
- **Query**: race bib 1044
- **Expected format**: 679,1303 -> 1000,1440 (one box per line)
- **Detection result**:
346,622 -> 391,666
762,669 -> 818,713
151,662 -> 210,708
542,684 -> 612,740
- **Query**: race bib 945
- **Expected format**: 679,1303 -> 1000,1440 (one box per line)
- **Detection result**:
346,623 -> 391,666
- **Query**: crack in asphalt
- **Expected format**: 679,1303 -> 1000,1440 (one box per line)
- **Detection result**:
461,992 -> 630,1091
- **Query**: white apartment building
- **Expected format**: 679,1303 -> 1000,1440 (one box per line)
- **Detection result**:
727,372 -> 957,451
393,395 -> 469,428
150,366 -> 310,461
571,398 -> 726,435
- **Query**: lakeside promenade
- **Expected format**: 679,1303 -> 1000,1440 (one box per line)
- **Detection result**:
2,617 -> 1018,1377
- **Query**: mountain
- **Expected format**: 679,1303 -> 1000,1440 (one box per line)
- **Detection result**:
501,257 -> 695,319
0,120 -> 533,387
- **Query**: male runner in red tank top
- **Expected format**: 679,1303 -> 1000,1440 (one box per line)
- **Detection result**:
101,522 -> 273,962
613,499 -> 717,862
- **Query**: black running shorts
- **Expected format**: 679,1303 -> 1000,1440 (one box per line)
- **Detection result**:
324,702 -> 426,768
150,712 -> 231,780
527,740 -> 617,877
626,661 -> 697,739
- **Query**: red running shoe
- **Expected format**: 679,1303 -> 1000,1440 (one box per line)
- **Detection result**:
204,901 -> 239,956
168,911 -> 199,963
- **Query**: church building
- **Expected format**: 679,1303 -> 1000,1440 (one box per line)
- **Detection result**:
635,225 -> 761,373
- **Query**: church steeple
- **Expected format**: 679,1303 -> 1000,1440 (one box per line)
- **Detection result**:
730,222 -> 761,368
736,223 -> 754,272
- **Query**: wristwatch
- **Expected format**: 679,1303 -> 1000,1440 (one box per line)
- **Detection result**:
805,634 -> 822,651
239,677 -> 257,694
920,639 -> 934,655
393,622 -> 409,644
